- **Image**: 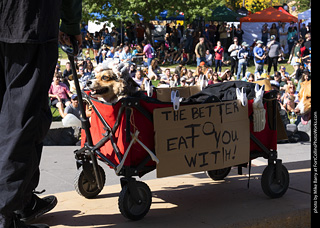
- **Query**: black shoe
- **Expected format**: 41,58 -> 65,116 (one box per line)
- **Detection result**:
15,194 -> 57,223
10,214 -> 49,228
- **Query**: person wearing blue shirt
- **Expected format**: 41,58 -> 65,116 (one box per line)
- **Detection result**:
253,40 -> 266,76
237,42 -> 250,80
119,45 -> 132,64
106,47 -> 115,58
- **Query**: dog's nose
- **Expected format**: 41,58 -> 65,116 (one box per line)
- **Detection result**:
86,80 -> 92,86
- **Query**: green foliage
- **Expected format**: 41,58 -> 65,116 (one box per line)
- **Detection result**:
295,0 -> 311,12
82,0 -> 225,24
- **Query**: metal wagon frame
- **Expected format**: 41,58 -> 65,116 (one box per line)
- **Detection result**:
63,40 -> 289,221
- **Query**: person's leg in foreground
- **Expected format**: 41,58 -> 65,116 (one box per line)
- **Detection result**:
0,0 -> 82,227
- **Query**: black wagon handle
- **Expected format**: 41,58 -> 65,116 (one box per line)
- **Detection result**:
60,35 -> 103,190
60,35 -> 80,57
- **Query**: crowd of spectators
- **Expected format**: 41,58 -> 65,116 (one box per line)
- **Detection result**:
51,20 -> 311,123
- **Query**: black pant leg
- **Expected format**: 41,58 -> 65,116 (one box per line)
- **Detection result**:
0,41 -> 57,224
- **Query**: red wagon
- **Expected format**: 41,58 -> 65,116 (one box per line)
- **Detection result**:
73,82 -> 289,220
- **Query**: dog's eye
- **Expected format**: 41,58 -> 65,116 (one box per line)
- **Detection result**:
101,75 -> 109,81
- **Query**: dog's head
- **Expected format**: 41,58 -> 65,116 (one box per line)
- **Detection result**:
295,80 -> 311,124
86,69 -> 124,102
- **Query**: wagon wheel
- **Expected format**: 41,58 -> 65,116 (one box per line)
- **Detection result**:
118,181 -> 152,220
74,165 -> 106,199
261,164 -> 289,198
206,167 -> 232,180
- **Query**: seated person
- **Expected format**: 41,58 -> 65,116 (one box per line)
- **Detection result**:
148,59 -> 162,80
119,45 -> 132,64
160,68 -> 172,85
49,72 -> 73,117
132,70 -> 144,87
62,94 -> 81,119
62,61 -> 72,87
174,61 -> 185,76
106,47 -> 115,58
169,73 -> 180,87
129,63 -> 137,78
185,70 -> 195,85
283,95 -> 296,112
180,76 -> 188,87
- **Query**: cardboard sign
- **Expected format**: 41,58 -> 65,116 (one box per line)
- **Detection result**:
153,100 -> 250,178
156,86 -> 201,102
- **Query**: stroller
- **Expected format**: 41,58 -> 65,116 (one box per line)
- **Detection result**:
62,40 -> 289,221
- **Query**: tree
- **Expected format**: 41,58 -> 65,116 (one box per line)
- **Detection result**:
82,0 -> 224,41
294,0 -> 311,12
225,0 -> 281,13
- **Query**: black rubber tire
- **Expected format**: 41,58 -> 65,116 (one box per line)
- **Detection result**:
118,181 -> 152,221
74,165 -> 106,199
206,167 -> 232,180
261,164 -> 289,198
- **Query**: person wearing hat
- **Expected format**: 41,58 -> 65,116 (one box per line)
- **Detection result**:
62,94 -> 81,119
253,40 -> 266,76
199,61 -> 206,67
267,35 -> 282,75
180,76 -> 188,86
236,42 -> 250,80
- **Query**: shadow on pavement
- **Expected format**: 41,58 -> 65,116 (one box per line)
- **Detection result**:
33,160 -> 311,227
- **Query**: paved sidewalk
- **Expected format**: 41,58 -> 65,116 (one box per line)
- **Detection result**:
34,160 -> 310,228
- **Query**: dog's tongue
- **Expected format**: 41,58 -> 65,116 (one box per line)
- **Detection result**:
301,112 -> 311,125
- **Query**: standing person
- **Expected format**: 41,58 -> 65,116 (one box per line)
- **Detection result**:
92,31 -> 101,59
194,37 -> 206,66
135,23 -> 145,44
136,40 -> 153,67
287,39 -> 303,76
261,23 -> 269,46
299,23 -> 308,41
267,35 -> 282,75
236,42 -> 250,80
218,22 -> 228,50
279,23 -> 288,51
228,37 -> 241,76
213,41 -> 224,73
269,23 -> 278,41
0,1 -> 82,228
287,27 -> 297,55
303,33 -> 311,59
253,40 -> 265,76
234,25 -> 244,44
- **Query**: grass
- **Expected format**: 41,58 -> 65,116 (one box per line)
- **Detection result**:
58,47 -> 295,76
54,47 -> 295,120
161,59 -> 295,76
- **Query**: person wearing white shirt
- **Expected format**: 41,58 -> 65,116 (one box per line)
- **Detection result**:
279,22 -> 288,50
205,50 -> 213,66
228,37 -> 241,76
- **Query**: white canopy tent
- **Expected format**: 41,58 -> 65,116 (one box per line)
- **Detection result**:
298,9 -> 311,25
